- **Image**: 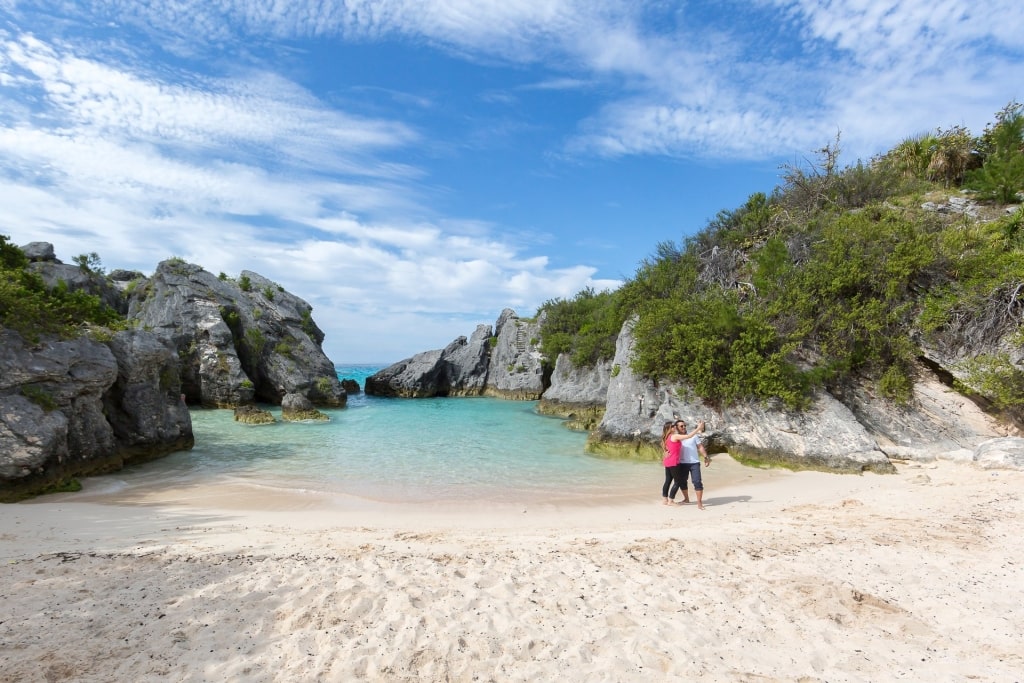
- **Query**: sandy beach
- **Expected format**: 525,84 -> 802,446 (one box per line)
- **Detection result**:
2,456 -> 1022,682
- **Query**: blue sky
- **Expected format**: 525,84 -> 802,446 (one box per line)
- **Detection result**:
1,1 -> 1021,363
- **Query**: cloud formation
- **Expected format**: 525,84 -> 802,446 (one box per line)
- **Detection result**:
1,1 -> 1021,361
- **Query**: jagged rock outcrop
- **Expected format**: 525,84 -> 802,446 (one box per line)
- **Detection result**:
537,354 -> 610,430
0,327 -> 192,501
588,316 -> 1019,471
366,309 -> 548,399
128,260 -> 345,408
102,330 -> 195,457
25,245 -> 128,315
484,309 -> 547,400
366,324 -> 493,397
827,367 -> 1007,462
373,292 -> 1023,473
281,393 -> 329,422
21,242 -> 56,261
2,241 -> 348,499
234,404 -> 275,425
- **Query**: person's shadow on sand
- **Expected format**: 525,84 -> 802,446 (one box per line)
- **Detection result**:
701,495 -> 754,507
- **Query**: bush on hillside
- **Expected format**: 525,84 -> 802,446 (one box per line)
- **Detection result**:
536,101 -> 1024,410
0,235 -> 124,342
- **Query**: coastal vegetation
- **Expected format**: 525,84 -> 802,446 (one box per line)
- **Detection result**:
538,102 -> 1024,410
0,235 -> 124,342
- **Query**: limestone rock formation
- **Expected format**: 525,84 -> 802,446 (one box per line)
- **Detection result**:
102,329 -> 195,458
281,392 -> 329,422
366,325 -> 493,397
973,437 -> 1024,469
827,367 -> 1007,462
0,328 -> 192,501
590,316 -> 1018,472
388,309 -> 1018,473
127,260 -> 345,408
484,309 -> 547,399
25,245 -> 127,315
234,404 -> 276,425
537,354 -> 610,430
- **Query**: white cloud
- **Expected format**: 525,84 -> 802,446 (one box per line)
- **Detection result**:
3,0 -> 1022,360
0,27 -> 613,361
19,1 -> 1024,166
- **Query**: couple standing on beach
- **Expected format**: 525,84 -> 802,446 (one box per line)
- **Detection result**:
662,419 -> 711,510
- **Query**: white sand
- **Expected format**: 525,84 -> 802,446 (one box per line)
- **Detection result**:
2,456 -> 1022,682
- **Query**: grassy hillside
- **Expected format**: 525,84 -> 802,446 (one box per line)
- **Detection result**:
539,102 -> 1024,413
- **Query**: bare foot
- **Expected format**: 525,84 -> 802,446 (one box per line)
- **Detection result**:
697,504 -> 705,510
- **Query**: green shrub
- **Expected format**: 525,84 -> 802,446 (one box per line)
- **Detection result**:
878,365 -> 914,403
245,328 -> 266,354
966,101 -> 1024,203
238,275 -> 251,292
538,287 -> 623,366
956,353 -> 1024,410
159,366 -> 178,390
300,308 -> 317,339
21,384 -> 58,411
71,252 -> 104,275
0,236 -> 125,341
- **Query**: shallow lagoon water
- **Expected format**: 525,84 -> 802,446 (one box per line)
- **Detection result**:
94,366 -> 657,505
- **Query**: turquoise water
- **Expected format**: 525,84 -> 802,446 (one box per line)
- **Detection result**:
100,365 -> 657,504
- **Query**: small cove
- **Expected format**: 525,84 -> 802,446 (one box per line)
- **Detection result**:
79,365 -> 659,506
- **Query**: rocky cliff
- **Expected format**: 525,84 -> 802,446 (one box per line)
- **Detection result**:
1,328 -> 193,502
536,354 -> 610,430
127,260 -> 345,408
366,324 -> 493,397
483,310 -> 547,399
366,308 -> 547,399
2,242 -> 347,500
372,311 -> 1022,473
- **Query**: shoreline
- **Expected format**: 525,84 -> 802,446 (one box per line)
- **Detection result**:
2,459 -> 1022,681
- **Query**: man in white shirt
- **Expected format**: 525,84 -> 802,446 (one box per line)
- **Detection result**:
670,419 -> 711,509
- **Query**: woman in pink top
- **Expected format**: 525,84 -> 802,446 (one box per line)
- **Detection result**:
661,421 -> 697,505
663,419 -> 704,505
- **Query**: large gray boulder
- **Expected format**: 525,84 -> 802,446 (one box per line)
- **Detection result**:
366,325 -> 493,397
710,396 -> 894,473
537,353 -> 611,429
102,329 -> 193,458
973,437 -> 1024,470
21,241 -> 57,262
127,260 -> 345,408
281,392 -> 329,422
484,309 -> 547,400
0,327 -> 193,501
